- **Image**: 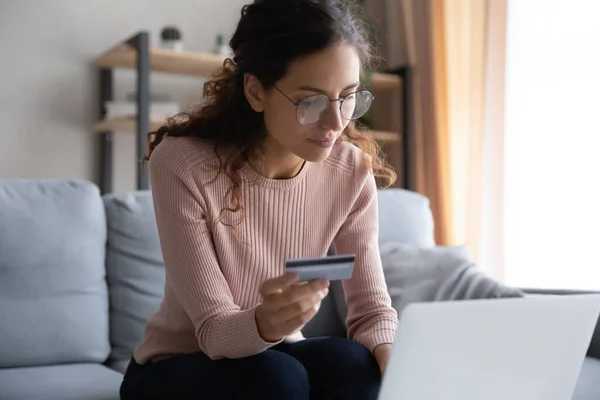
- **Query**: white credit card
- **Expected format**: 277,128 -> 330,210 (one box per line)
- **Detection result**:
285,254 -> 355,282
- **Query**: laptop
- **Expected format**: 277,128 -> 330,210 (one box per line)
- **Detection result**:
378,294 -> 600,400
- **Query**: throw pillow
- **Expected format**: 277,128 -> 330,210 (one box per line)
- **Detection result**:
332,244 -> 524,328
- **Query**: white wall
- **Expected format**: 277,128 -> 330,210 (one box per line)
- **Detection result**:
0,0 -> 247,193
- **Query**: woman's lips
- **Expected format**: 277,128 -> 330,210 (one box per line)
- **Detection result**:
308,137 -> 336,148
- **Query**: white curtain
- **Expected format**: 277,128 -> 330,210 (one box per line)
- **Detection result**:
477,0 -> 508,281
503,0 -> 600,290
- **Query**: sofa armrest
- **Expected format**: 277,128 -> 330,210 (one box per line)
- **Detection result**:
522,288 -> 600,360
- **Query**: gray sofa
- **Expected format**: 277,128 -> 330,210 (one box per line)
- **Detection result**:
0,179 -> 598,399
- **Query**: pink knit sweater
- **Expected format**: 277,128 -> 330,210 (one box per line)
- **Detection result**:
133,136 -> 398,363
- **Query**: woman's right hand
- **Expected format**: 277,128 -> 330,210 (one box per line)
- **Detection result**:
255,273 -> 330,342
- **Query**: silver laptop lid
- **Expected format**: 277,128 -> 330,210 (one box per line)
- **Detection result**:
379,295 -> 600,400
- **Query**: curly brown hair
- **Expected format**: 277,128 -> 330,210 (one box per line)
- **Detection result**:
144,0 -> 396,231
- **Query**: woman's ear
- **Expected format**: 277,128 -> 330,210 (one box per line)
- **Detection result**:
244,74 -> 266,112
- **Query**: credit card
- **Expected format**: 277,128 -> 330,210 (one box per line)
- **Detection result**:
285,254 -> 355,281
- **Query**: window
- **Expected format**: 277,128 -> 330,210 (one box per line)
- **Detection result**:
504,0 -> 600,290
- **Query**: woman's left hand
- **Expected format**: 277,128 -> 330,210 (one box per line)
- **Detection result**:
373,343 -> 393,375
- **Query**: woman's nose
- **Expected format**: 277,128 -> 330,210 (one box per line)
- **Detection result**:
320,101 -> 345,132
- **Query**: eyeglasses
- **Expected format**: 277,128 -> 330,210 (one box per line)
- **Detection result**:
273,86 -> 374,126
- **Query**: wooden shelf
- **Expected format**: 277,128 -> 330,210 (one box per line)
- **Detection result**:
92,45 -> 401,91
369,130 -> 401,142
93,45 -> 224,77
93,117 -> 400,142
92,117 -> 166,133
369,73 -> 402,92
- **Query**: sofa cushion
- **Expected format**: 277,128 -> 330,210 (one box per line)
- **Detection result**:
378,243 -> 524,310
333,242 -> 524,328
377,189 -> 435,248
107,358 -> 131,374
0,363 -> 122,400
0,179 -> 110,368
104,191 -> 165,364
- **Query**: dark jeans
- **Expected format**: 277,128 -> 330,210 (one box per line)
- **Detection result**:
120,336 -> 381,400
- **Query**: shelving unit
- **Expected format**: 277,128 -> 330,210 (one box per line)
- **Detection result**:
93,31 -> 412,193
93,44 -> 403,91
91,116 -> 400,142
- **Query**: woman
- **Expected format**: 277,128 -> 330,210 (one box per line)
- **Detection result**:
120,0 -> 399,399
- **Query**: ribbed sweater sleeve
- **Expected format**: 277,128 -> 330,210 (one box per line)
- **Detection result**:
333,151 -> 399,351
149,141 -> 280,360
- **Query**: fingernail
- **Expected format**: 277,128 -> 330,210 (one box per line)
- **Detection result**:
320,288 -> 329,299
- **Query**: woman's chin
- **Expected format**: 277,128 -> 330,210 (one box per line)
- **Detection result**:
297,147 -> 333,163
294,140 -> 338,162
